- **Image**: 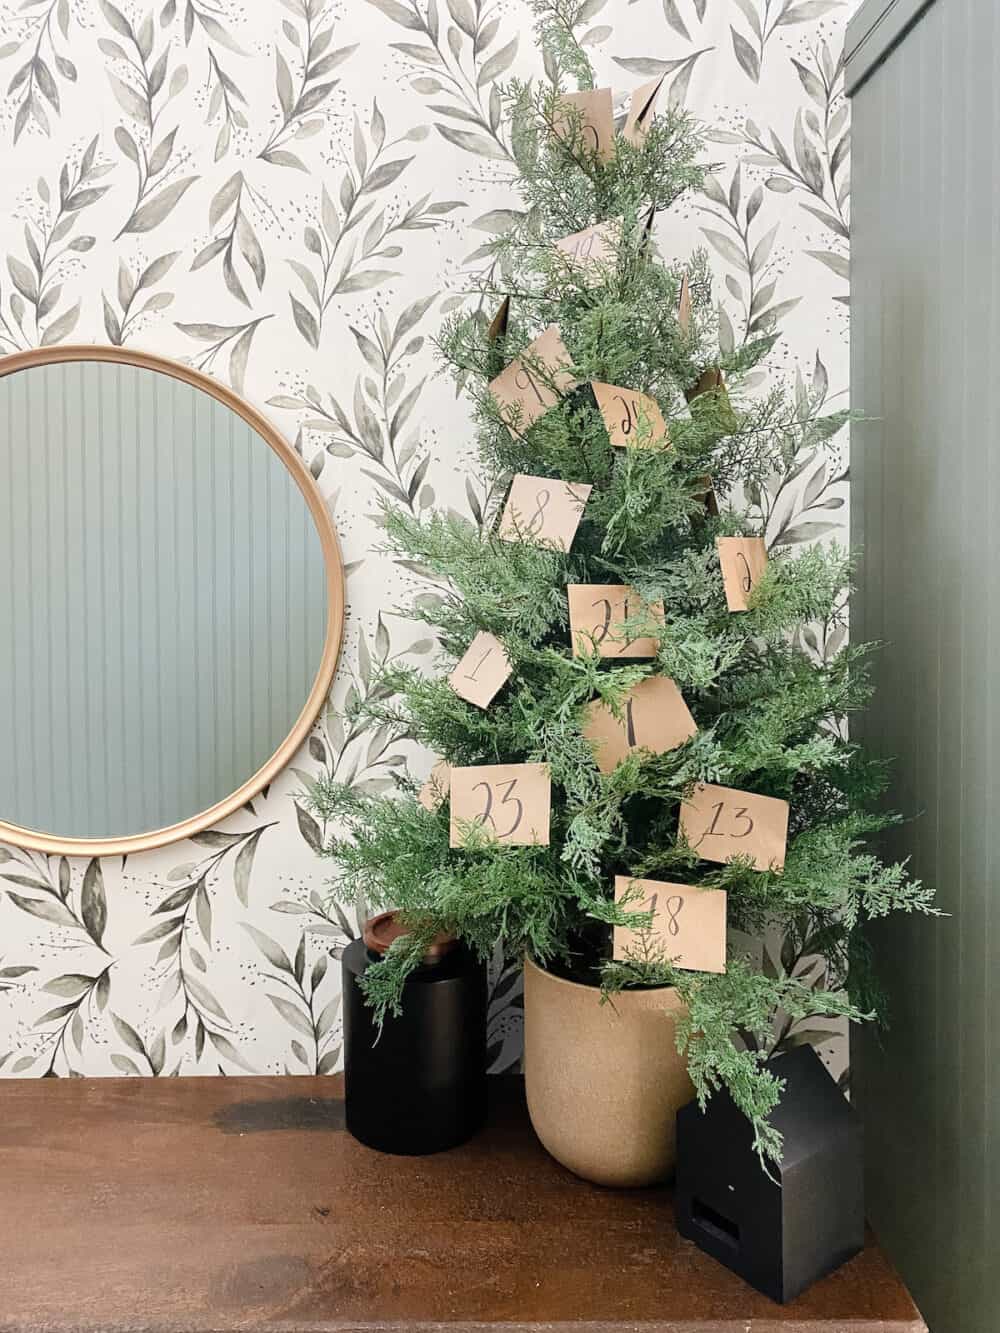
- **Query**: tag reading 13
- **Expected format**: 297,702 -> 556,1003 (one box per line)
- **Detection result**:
449,762 -> 551,848
613,875 -> 727,973
679,782 -> 789,872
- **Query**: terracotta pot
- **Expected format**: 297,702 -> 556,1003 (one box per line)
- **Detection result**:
523,955 -> 694,1188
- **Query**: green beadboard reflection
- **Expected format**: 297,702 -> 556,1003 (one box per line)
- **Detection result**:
0,360 -> 328,840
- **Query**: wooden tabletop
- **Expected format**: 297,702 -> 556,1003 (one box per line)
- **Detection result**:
1,1074 -> 924,1332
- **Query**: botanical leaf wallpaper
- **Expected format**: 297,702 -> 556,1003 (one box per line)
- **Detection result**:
0,0 -> 853,1079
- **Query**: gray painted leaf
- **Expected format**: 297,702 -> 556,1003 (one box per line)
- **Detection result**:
121,177 -> 197,234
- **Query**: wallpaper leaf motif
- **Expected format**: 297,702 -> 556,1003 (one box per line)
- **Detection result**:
0,0 -> 854,1081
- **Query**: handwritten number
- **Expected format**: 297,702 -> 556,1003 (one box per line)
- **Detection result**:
625,697 -> 637,747
592,597 -> 612,644
514,364 -> 547,408
737,551 -> 752,593
473,778 -> 523,839
701,800 -> 755,843
526,488 -> 551,536
615,393 -> 637,436
731,806 -> 754,837
704,801 -> 726,838
464,646 -> 492,681
664,895 -> 684,937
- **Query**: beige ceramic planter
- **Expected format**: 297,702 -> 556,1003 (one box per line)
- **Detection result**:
523,956 -> 694,1188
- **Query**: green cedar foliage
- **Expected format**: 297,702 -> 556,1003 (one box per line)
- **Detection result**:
308,2 -> 937,1161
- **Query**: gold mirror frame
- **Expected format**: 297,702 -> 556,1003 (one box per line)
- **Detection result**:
0,345 -> 345,858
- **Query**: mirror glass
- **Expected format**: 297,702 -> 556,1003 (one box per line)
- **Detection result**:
0,357 -> 330,843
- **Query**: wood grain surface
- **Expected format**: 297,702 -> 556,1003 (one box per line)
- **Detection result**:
0,1075 -> 925,1332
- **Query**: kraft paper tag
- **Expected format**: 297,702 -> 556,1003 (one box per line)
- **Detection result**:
417,759 -> 451,811
685,365 -> 738,430
583,675 -> 697,775
693,474 -> 720,518
553,219 -> 620,276
450,762 -> 551,847
448,631 -> 513,709
500,475 -> 591,551
716,536 -> 768,612
613,875 -> 727,973
488,324 -> 579,434
554,88 -> 615,162
621,75 -> 665,146
487,296 -> 510,343
591,381 -> 669,450
679,782 -> 789,872
677,272 -> 692,334
567,584 -> 664,658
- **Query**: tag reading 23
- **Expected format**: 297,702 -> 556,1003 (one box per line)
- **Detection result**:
613,875 -> 727,973
679,783 -> 789,872
449,763 -> 551,848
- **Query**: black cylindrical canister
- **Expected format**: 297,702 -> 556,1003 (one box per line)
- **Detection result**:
342,912 -> 488,1155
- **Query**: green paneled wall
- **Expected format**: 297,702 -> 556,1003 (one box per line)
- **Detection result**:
848,2 -> 1000,1330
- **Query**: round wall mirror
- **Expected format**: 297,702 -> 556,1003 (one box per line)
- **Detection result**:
0,346 -> 344,856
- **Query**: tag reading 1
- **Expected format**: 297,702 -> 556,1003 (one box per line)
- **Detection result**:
488,324 -> 579,436
613,875 -> 727,973
583,675 -> 697,774
417,759 -> 451,812
679,782 -> 789,872
716,536 -> 768,612
567,584 -> 664,658
553,88 -> 616,162
449,762 -> 551,848
591,381 -> 669,450
448,631 -> 513,709
500,475 -> 592,552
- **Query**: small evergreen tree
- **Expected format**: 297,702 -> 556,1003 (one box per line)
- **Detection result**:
309,3 -> 936,1160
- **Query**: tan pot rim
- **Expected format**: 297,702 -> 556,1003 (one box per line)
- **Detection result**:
524,953 -> 681,1003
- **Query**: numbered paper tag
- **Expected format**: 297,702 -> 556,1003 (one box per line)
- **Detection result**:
613,876 -> 727,973
568,584 -> 664,658
554,220 -> 619,276
449,762 -> 551,847
717,536 -> 768,612
583,676 -> 697,774
591,381 -> 668,450
685,365 -> 738,430
487,295 -> 510,343
677,272 -> 692,334
621,75 -> 665,146
417,759 -> 451,812
679,782 -> 789,872
694,474 -> 720,518
448,631 -> 513,709
488,324 -> 579,435
500,475 -> 591,552
554,88 -> 615,162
